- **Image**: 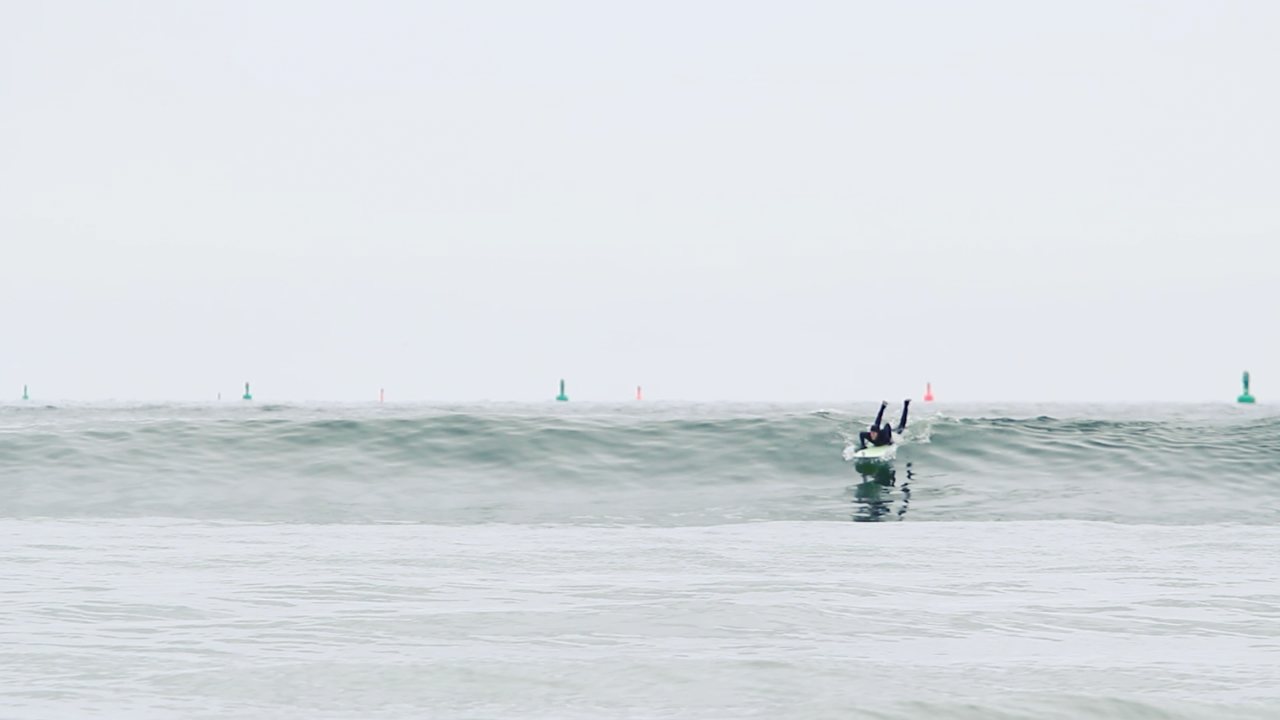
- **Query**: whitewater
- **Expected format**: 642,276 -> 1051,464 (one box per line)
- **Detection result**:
1,402 -> 1277,719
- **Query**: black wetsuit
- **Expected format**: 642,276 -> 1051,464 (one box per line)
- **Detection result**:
859,400 -> 911,448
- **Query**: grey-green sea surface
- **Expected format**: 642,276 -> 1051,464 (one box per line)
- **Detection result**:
1,402 -> 1277,719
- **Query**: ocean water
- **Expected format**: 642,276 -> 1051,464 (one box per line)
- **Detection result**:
1,402 -> 1277,719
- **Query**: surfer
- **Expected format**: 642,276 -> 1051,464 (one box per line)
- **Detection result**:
858,400 -> 910,449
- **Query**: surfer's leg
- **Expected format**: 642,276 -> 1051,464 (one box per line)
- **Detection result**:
897,399 -> 910,432
858,431 -> 872,449
873,401 -> 888,428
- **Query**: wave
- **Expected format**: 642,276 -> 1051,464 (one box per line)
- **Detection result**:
0,403 -> 1277,525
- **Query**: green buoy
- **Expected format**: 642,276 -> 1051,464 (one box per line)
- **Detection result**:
22,385 -> 28,401
243,382 -> 253,401
1237,371 -> 1255,403
555,379 -> 568,402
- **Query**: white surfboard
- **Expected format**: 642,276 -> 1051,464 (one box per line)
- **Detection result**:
849,443 -> 897,461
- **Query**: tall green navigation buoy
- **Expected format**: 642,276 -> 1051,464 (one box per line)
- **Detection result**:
1238,371 -> 1255,403
556,379 -> 568,402
243,382 -> 253,400
22,385 -> 28,401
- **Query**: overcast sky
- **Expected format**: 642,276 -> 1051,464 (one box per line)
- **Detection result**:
2,1 -> 1277,402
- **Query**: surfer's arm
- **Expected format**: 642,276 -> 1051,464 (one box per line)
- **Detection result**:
897,399 -> 910,432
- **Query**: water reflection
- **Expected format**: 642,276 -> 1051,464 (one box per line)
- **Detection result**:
848,460 -> 912,522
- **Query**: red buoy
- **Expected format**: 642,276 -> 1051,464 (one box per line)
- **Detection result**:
923,382 -> 935,402
636,386 -> 643,400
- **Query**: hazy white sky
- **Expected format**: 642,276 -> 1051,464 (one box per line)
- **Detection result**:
2,1 -> 1277,402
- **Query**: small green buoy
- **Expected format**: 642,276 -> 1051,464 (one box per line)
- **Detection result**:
1237,371 -> 1255,403
22,385 -> 28,401
243,382 -> 253,401
555,379 -> 568,402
